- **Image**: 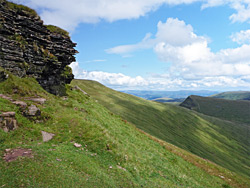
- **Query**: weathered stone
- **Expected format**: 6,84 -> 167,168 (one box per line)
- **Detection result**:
0,111 -> 15,117
74,143 -> 82,148
0,0 -> 77,95
12,100 -> 27,109
73,85 -> 89,96
25,97 -> 46,104
0,111 -> 17,132
41,131 -> 55,142
25,104 -> 41,116
0,94 -> 13,101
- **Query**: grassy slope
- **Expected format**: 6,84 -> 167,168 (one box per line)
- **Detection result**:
1,76 -> 249,187
180,95 -> 250,124
211,91 -> 250,101
72,79 -> 250,179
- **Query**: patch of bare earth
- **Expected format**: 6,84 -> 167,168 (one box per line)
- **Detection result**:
3,148 -> 33,162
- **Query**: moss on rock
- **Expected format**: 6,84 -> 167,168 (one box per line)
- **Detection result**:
46,25 -> 69,37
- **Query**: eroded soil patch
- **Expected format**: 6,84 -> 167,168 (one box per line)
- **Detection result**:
3,148 -> 33,162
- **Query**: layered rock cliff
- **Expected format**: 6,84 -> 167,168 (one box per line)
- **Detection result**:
0,0 -> 77,95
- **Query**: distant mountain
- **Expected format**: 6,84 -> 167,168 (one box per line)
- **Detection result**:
121,90 -> 219,100
180,95 -> 250,124
211,91 -> 250,101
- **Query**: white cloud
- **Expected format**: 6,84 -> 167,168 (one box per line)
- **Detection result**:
106,18 -> 207,55
11,0 -> 250,31
106,33 -> 154,55
10,0 -> 199,31
85,59 -> 107,63
229,1 -> 250,23
153,19 -> 250,78
107,18 -> 250,88
70,62 -> 148,88
70,62 -> 250,90
155,18 -> 205,46
231,29 -> 250,44
202,0 -> 250,23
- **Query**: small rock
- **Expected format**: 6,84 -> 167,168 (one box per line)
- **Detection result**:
41,131 -> 55,142
0,112 -> 18,132
12,101 -> 27,109
0,94 -> 13,101
117,165 -> 127,171
0,112 -> 15,117
74,143 -> 82,148
25,105 -> 41,116
219,175 -> 225,179
25,98 -> 46,104
109,166 -> 113,169
62,96 -> 68,100
73,86 -> 89,96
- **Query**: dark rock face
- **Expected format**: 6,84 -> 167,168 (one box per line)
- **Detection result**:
0,67 -> 8,82
0,0 -> 77,95
179,96 -> 198,110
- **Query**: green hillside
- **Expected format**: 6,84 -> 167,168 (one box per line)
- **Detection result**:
180,95 -> 250,124
72,79 -> 250,179
211,91 -> 250,101
1,73 -> 249,187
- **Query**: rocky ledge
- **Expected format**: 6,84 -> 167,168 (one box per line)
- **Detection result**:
0,0 -> 78,95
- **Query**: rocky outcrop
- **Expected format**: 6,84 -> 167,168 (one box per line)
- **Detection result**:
0,0 -> 77,95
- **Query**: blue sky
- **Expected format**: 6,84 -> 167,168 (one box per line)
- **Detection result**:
12,0 -> 250,91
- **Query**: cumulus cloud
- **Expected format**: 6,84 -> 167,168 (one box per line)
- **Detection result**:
231,29 -> 250,44
70,62 -> 250,90
10,0 -> 199,31
70,62 -> 148,88
11,0 -> 250,31
107,18 -> 250,88
106,18 -> 207,55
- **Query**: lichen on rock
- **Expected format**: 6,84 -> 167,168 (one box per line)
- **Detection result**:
0,0 -> 78,95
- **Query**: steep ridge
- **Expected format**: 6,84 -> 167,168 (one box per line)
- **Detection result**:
0,0 -> 77,95
1,74 -> 249,187
180,95 -> 250,124
72,79 -> 250,179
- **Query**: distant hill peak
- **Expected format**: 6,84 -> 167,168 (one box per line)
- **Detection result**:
211,91 -> 250,101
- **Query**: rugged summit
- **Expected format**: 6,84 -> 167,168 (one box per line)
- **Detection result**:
0,0 -> 77,95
